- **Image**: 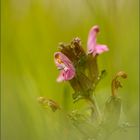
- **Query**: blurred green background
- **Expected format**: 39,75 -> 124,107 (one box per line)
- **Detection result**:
1,0 -> 139,140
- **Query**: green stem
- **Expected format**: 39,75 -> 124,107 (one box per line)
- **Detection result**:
111,78 -> 117,97
87,95 -> 101,122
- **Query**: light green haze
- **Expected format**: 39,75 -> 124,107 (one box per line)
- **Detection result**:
1,0 -> 139,140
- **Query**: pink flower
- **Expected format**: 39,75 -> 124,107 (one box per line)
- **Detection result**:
87,25 -> 109,56
54,52 -> 75,82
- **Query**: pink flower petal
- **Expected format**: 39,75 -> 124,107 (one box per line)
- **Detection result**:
57,68 -> 75,82
64,68 -> 75,80
57,71 -> 65,82
54,52 -> 75,82
95,44 -> 109,55
54,52 -> 73,68
87,25 -> 109,56
87,25 -> 99,54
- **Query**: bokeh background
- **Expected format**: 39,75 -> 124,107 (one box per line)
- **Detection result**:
1,0 -> 139,140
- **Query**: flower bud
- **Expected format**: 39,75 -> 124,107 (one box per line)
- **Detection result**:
103,96 -> 122,126
58,37 -> 87,67
38,96 -> 60,112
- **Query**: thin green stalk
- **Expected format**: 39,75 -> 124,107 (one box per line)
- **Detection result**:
87,95 -> 101,123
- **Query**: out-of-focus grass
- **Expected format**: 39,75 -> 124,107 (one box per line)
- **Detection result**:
1,0 -> 139,140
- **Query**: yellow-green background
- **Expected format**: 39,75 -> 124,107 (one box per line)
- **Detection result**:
1,0 -> 139,140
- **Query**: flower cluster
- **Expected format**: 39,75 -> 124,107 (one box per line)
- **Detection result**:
54,25 -> 109,101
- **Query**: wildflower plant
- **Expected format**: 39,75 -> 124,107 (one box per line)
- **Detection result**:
54,25 -> 109,120
38,25 -> 132,140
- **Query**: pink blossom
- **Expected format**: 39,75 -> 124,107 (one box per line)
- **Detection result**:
87,25 -> 109,56
54,52 -> 75,82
